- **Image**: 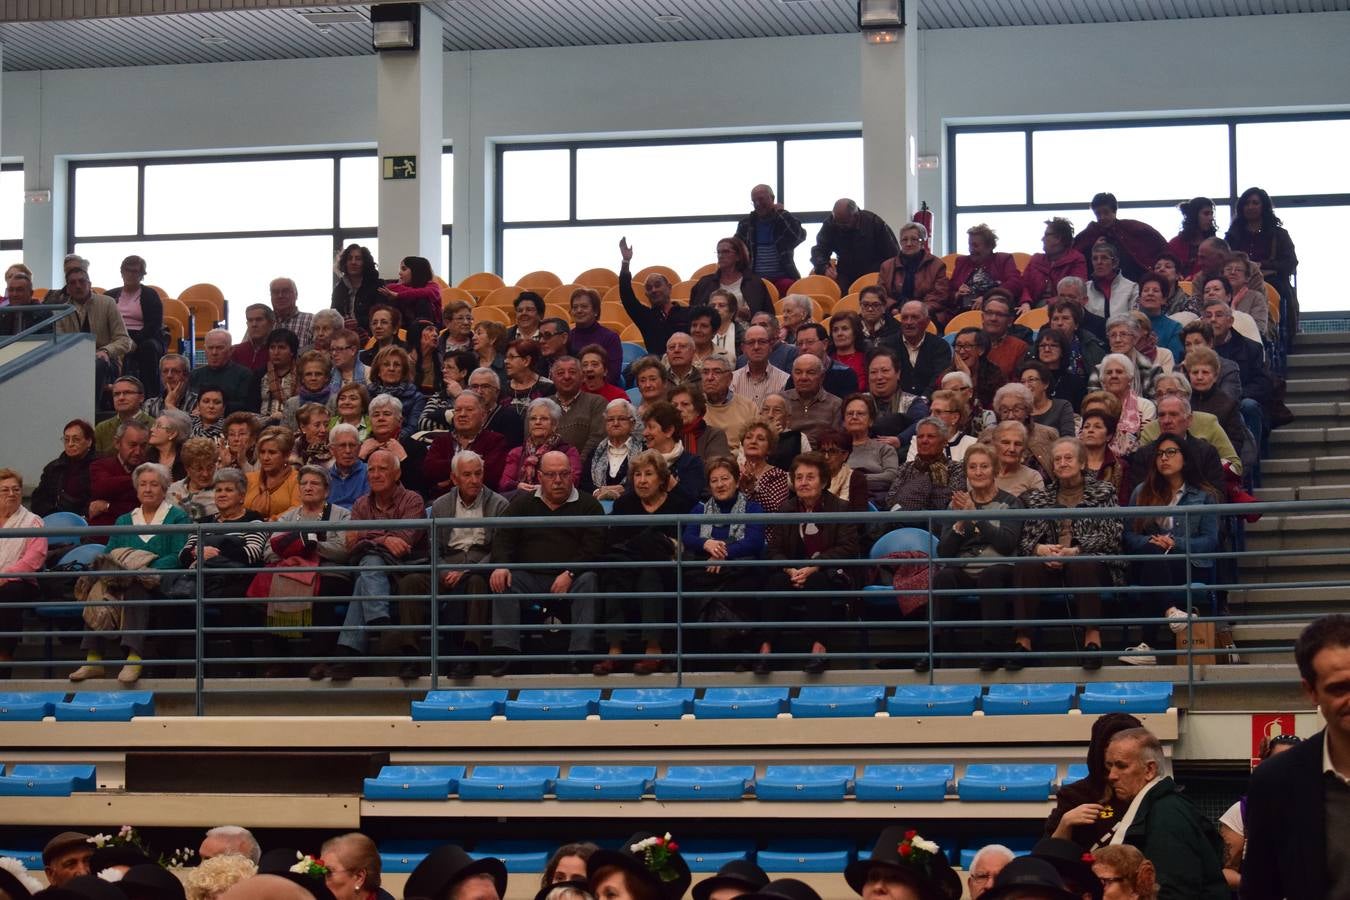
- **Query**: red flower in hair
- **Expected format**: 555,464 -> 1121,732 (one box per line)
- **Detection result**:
899,844 -> 912,857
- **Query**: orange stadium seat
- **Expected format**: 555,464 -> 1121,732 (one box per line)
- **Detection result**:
574,268 -> 619,292
480,286 -> 520,308
788,274 -> 841,301
457,272 -> 505,300
544,284 -> 586,307
945,309 -> 984,335
848,273 -> 879,294
179,282 -> 226,321
633,265 -> 680,285
517,270 -> 563,293
440,286 -> 477,310
691,263 -> 717,280
1011,252 -> 1032,273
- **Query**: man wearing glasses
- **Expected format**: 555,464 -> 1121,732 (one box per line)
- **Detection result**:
190,329 -> 255,415
535,318 -> 571,378
701,351 -> 757,451
731,325 -> 790,411
981,290 -> 1030,379
325,328 -> 368,390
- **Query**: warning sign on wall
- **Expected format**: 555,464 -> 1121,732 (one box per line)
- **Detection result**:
1250,713 -> 1297,769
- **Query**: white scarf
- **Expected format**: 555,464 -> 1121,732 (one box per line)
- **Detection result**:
131,501 -> 172,542
1098,776 -> 1163,848
660,441 -> 685,465
0,506 -> 42,572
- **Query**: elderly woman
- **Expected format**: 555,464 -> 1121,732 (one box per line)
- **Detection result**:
185,854 -> 257,900
504,338 -> 556,415
191,387 -> 227,440
815,428 -> 868,511
1020,361 -> 1076,437
1079,409 -> 1132,505
148,408 -> 192,482
1130,310 -> 1174,376
985,420 -> 1044,497
909,389 -> 978,463
312,308 -> 344,354
474,320 -> 509,383
978,382 -> 1058,477
1136,273 -> 1185,361
244,427 -> 301,520
180,467 -> 268,675
502,397 -> 581,493
1085,240 -> 1140,320
737,419 -> 791,512
367,345 -> 426,439
1094,353 -> 1157,457
329,328 -> 368,389
169,436 -> 220,521
1224,251 -> 1272,340
828,312 -> 868,391
1015,437 -> 1122,671
944,328 -> 1006,418
641,400 -> 706,503
283,350 -> 335,430
921,444 -> 1022,673
291,402 -> 334,468
886,416 -> 957,512
580,345 -> 628,404
690,236 -> 772,316
218,411 -> 261,473
630,355 -> 671,415
760,452 -> 859,674
762,392 -> 811,469
1046,296 -> 1107,379
594,450 -> 694,676
1022,216 -> 1088,309
359,304 -> 405,367
330,243 -> 382,331
669,384 -> 730,464
878,220 -> 951,323
841,394 -> 899,506
440,299 -> 475,355
587,398 -> 643,499
71,462 -> 190,684
706,290 -> 744,354
106,255 -> 166,395
419,349 -> 479,431
31,419 -> 97,516
948,223 -> 1023,312
0,468 -> 46,665
1092,845 -> 1159,900
330,382 -> 372,442
1094,314 -> 1164,398
509,291 -> 545,343
1186,346 -> 1250,469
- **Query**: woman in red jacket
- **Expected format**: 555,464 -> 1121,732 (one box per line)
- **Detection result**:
1164,196 -> 1217,275
1020,217 -> 1087,310
948,223 -> 1023,313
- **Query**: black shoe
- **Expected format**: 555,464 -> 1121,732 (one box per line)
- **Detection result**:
449,659 -> 477,680
398,660 -> 423,682
752,657 -> 772,676
1005,644 -> 1027,672
328,662 -> 354,682
979,656 -> 1001,673
912,656 -> 931,674
1082,642 -> 1103,671
487,647 -> 515,678
802,655 -> 827,675
307,663 -> 330,681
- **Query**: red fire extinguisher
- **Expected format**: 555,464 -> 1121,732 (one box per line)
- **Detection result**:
912,201 -> 933,252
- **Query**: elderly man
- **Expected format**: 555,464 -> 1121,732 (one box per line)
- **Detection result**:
981,290 -> 1030,379
701,351 -> 757,449
396,449 -> 510,680
327,423 -> 370,509
87,420 -> 150,528
46,265 -> 133,409
487,450 -> 603,676
735,183 -> 806,295
232,303 -> 275,372
866,348 -> 929,447
1022,217 -> 1089,308
549,355 -> 606,461
778,295 -> 813,346
143,353 -> 199,418
618,238 -> 692,353
467,367 -> 524,449
1,269 -> 50,337
967,844 -> 1015,899
897,299 -> 952,396
1057,275 -> 1108,343
663,331 -> 701,388
269,277 -> 313,351
535,317 -> 571,376
794,322 -> 857,398
731,324 -> 791,410
199,826 -> 261,863
43,831 -> 94,887
423,391 -> 508,498
93,376 -> 153,452
1100,727 -> 1227,899
190,329 -> 255,415
326,449 -> 426,681
1139,377 -> 1241,476
747,311 -> 798,371
784,353 -> 842,442
1203,298 -> 1272,442
1192,236 -> 1235,285
857,285 -> 902,352
1072,191 -> 1168,281
810,198 -> 899,290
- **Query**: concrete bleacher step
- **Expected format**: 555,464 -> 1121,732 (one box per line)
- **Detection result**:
1285,351 -> 1350,371
1267,426 -> 1350,453
1232,584 -> 1350,607
1291,332 -> 1350,349
1254,483 -> 1350,502
1283,377 -> 1350,402
1284,401 -> 1350,429
1259,455 -> 1350,488
1244,513 -> 1350,550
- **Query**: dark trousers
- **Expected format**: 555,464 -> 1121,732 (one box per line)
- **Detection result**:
932,564 -> 1014,650
1014,559 -> 1109,634
128,330 -> 166,396
0,581 -> 36,654
95,356 -> 118,414
600,566 -> 668,647
1131,557 -> 1211,643
761,568 -> 842,652
680,565 -> 763,657
395,571 -> 489,655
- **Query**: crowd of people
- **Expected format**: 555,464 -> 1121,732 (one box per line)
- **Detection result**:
0,185 -> 1297,679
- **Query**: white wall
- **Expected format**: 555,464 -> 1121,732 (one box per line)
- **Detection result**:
0,335 -> 94,489
2,11 -> 1347,282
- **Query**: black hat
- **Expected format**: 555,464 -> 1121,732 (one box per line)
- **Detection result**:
404,845 -> 507,900
116,865 -> 187,900
692,860 -> 768,900
52,876 -> 127,900
533,878 -> 594,900
843,827 -> 960,900
586,833 -> 691,900
89,848 -> 153,876
254,849 -> 338,900
42,833 -> 93,867
0,865 -> 36,900
735,879 -> 821,900
980,858 -> 1079,900
1030,839 -> 1101,900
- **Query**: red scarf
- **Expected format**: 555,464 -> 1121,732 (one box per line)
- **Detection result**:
681,417 -> 705,455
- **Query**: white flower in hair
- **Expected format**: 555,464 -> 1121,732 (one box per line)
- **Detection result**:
0,857 -> 44,894
89,834 -> 112,849
97,869 -> 126,883
912,837 -> 941,855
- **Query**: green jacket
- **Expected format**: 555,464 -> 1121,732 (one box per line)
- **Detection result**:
107,505 -> 192,570
1124,776 -> 1228,900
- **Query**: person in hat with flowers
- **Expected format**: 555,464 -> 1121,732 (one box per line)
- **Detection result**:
844,826 -> 961,900
586,832 -> 691,900
403,846 -> 505,900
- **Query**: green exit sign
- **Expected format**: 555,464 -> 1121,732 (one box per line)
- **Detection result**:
382,155 -> 417,180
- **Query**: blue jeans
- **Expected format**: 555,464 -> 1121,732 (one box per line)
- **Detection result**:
338,552 -> 395,653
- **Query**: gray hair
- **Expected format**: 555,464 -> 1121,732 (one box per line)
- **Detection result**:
63,253 -> 89,268
605,397 -> 637,423
793,352 -> 823,374
527,396 -> 562,425
160,352 -> 189,374
916,415 -> 949,440
131,462 -> 171,490
993,419 -> 1028,442
940,370 -> 973,390
329,422 -> 360,444
203,826 -> 261,865
313,308 -> 344,330
368,393 -> 404,418
368,448 -> 402,472
1100,352 -> 1137,380
451,449 -> 484,474
453,390 -> 484,411
1109,727 -> 1169,775
703,350 -> 736,372
114,419 -> 152,442
900,220 -> 929,241
1156,394 -> 1193,417
205,328 -> 233,344
1052,436 -> 1087,467
781,294 -> 813,317
212,467 -> 247,493
469,367 -> 501,391
1091,240 -> 1121,263
157,408 -> 193,441
1106,313 -> 1140,335
549,355 -> 579,376
1154,372 -> 1192,398
969,844 -> 1016,875
992,382 -> 1034,411
1057,275 -> 1087,295
297,464 -> 331,489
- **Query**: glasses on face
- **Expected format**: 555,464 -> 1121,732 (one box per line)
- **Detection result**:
954,341 -> 978,350
603,415 -> 630,424
539,331 -> 560,339
1022,374 -> 1043,384
1157,447 -> 1182,459
701,368 -> 729,378
742,338 -> 768,346
995,405 -> 1028,416
331,344 -> 352,353
539,470 -> 570,480
1098,876 -> 1127,887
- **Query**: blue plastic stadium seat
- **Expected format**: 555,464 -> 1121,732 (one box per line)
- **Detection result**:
1065,763 -> 1089,783
42,512 -> 88,547
457,765 -> 558,801
789,685 -> 885,718
38,543 -> 106,621
599,688 -> 695,720
677,840 -> 755,873
54,691 -> 154,721
1079,682 -> 1173,713
757,840 -> 854,873
363,765 -> 466,801
756,765 -> 855,801
599,499 -> 614,514
378,841 -> 440,874
504,689 -> 601,720
410,690 -> 507,721
626,386 -> 643,405
472,840 -> 554,872
0,692 -> 67,721
0,850 -> 42,870
854,764 -> 955,802
958,838 -> 1035,870
887,684 -> 981,716
958,764 -> 1058,802
983,683 -> 1076,715
653,765 -> 755,801
693,687 -> 789,719
555,765 -> 656,801
0,763 -> 97,797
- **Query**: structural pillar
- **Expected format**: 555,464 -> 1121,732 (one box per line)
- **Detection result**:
376,6 -> 443,275
859,19 -> 919,237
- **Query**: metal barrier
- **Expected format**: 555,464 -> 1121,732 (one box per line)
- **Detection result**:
0,497 -> 1334,712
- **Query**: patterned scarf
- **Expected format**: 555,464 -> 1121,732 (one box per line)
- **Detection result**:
261,367 -> 296,417
1111,392 -> 1143,457
590,436 -> 643,492
699,491 -> 748,543
519,433 -> 563,486
913,454 -> 951,487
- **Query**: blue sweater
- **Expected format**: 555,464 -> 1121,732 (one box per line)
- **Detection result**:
681,495 -> 766,559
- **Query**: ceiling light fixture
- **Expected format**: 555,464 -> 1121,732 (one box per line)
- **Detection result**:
653,13 -> 684,23
857,0 -> 905,42
199,35 -> 230,45
371,3 -> 419,51
297,10 -> 368,26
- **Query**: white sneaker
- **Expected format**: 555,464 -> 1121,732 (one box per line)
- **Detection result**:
1119,643 -> 1158,666
1166,607 -> 1193,634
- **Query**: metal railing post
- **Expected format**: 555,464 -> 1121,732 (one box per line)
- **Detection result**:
428,516 -> 440,691
926,511 -> 935,682
675,514 -> 685,686
193,520 -> 205,716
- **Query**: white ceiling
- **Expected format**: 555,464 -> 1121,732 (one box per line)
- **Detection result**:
0,0 -> 1345,71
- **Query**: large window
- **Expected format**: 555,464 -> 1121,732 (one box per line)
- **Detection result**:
0,163 -> 23,275
69,150 -> 452,335
496,132 -> 862,284
948,113 -> 1350,313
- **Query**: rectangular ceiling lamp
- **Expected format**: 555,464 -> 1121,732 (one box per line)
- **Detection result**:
371,3 -> 419,51
858,0 -> 905,42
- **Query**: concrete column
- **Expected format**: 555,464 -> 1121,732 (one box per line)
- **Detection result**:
859,20 -> 919,236
376,6 -> 443,275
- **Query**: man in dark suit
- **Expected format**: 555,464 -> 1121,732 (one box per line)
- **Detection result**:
1243,614 -> 1350,899
896,300 -> 952,397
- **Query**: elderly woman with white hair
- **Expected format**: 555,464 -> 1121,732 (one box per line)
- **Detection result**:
501,397 -> 581,494
1093,314 -> 1164,399
312,308 -> 344,353
1094,353 -> 1157,457
71,461 -> 190,684
148,407 -> 194,481
586,398 -> 643,500
976,382 -> 1059,478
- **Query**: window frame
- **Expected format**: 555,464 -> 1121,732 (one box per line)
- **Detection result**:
1,162 -> 22,254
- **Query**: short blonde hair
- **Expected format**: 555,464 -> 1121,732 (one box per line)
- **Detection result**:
0,467 -> 21,490
185,855 -> 257,900
966,223 -> 997,248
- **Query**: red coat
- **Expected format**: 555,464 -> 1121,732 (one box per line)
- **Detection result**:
1073,219 -> 1167,279
947,252 -> 1023,308
1021,249 -> 1088,306
1165,235 -> 1202,275
422,429 -> 508,501
87,456 -> 137,528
